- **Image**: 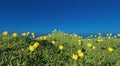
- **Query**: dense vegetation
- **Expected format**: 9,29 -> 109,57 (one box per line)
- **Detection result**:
0,30 -> 120,66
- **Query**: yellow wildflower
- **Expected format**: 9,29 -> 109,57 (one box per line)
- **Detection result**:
31,32 -> 35,38
97,39 -> 103,42
110,33 -> 112,36
32,32 -> 34,36
92,46 -> 96,49
87,43 -> 92,47
108,37 -> 111,39
13,33 -> 18,38
77,50 -> 82,53
87,39 -> 91,41
78,40 -> 82,43
33,42 -> 39,49
114,36 -> 117,38
59,45 -> 64,50
108,47 -> 113,52
72,54 -> 78,60
78,52 -> 84,57
74,34 -> 77,37
2,31 -> 8,36
29,46 -> 35,52
51,40 -> 55,45
117,34 -> 120,36
21,33 -> 26,37
43,36 -> 47,40
106,34 -> 109,36
78,42 -> 82,45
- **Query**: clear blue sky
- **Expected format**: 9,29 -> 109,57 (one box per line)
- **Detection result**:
0,0 -> 120,34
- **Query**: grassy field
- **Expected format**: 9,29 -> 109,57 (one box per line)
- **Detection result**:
0,30 -> 120,66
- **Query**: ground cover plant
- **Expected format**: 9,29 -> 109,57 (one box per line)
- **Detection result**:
0,30 -> 120,66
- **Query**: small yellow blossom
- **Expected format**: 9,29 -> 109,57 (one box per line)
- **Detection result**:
114,36 -> 117,38
32,33 -> 34,36
51,40 -> 55,45
31,33 -> 35,38
78,40 -> 82,43
21,33 -> 26,37
109,33 -> 112,36
97,39 -> 103,42
13,33 -> 18,38
117,34 -> 120,36
33,42 -> 39,49
32,35 -> 35,38
77,50 -> 82,53
78,52 -> 84,57
59,45 -> 64,50
43,36 -> 47,40
87,39 -> 91,41
108,37 -> 111,39
74,34 -> 77,37
29,46 -> 35,52
2,31 -> 8,36
87,43 -> 92,47
106,34 -> 109,36
72,54 -> 78,60
78,43 -> 82,45
92,46 -> 96,49
108,47 -> 113,52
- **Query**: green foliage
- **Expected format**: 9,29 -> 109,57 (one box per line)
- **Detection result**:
0,30 -> 120,66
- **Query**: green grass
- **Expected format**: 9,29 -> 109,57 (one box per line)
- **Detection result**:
0,30 -> 120,66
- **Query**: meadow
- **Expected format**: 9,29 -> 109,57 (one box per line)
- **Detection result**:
0,30 -> 120,66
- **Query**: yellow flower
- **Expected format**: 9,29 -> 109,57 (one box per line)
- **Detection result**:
114,36 -> 117,38
117,34 -> 120,36
87,43 -> 92,47
2,31 -> 8,36
97,39 -> 103,42
33,42 -> 39,49
72,54 -> 78,60
78,52 -> 84,57
73,34 -> 77,37
87,39 -> 91,41
108,37 -> 111,39
51,40 -> 55,45
32,32 -> 34,36
77,50 -> 82,53
13,33 -> 18,38
32,35 -> 35,38
78,42 -> 82,45
21,33 -> 27,37
78,40 -> 82,43
59,45 -> 64,50
29,46 -> 35,52
31,33 -> 35,38
106,34 -> 109,36
43,36 -> 47,40
109,33 -> 112,36
92,46 -> 96,49
108,47 -> 113,52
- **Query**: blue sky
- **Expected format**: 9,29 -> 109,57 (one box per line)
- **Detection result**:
0,0 -> 120,34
